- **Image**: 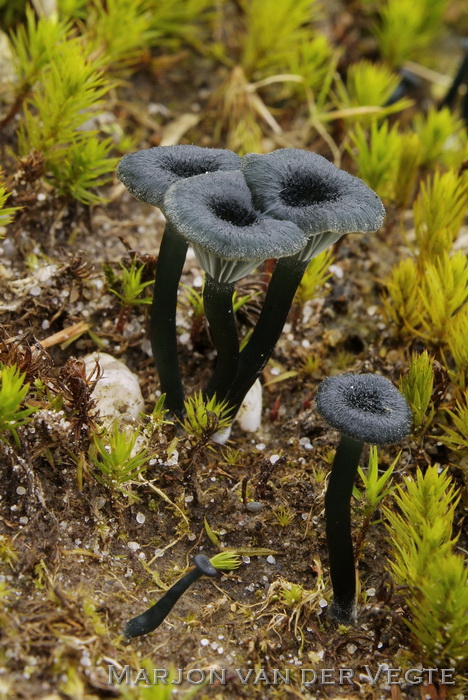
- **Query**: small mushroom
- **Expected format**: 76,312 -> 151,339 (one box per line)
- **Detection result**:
123,554 -> 218,639
117,146 -> 242,415
164,170 -> 306,402
315,373 -> 412,624
226,148 -> 385,414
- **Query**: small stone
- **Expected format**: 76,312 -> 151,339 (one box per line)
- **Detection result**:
318,598 -> 328,608
200,639 -> 209,647
127,542 -> 140,552
16,486 -> 26,495
19,516 -> 28,525
246,501 -> 264,513
266,555 -> 276,565
29,286 -> 41,297
136,513 -> 145,524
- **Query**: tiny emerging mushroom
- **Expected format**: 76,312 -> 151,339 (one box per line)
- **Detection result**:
117,145 -> 242,416
123,554 -> 218,639
163,169 -> 307,404
315,373 -> 412,625
226,148 -> 386,415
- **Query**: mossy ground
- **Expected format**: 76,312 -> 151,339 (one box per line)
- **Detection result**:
1,5 -> 467,700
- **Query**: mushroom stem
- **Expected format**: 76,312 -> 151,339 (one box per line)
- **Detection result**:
226,254 -> 309,412
123,555 -> 217,639
325,433 -> 364,625
150,221 -> 188,416
203,274 -> 239,403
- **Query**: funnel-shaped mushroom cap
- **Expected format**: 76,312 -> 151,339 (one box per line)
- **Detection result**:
316,373 -> 412,444
163,170 -> 307,283
242,149 -> 385,238
117,145 -> 242,210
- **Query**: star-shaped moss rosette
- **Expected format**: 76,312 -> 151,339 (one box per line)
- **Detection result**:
225,148 -> 386,414
316,373 -> 412,624
163,169 -> 307,402
117,146 -> 242,415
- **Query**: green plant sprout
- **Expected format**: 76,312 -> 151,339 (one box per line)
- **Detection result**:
0,182 -> 20,236
375,0 -> 448,68
273,504 -> 296,527
385,466 -> 467,669
417,251 -> 468,342
180,391 -> 233,440
240,0 -> 322,76
109,258 -> 153,307
280,582 -> 304,607
437,390 -> 468,454
413,170 -> 468,261
446,306 -> 468,389
83,0 -> 156,72
147,393 -> 173,429
412,106 -> 466,168
382,257 -> 422,333
354,446 -> 399,514
353,446 -> 400,559
0,535 -> 18,569
0,363 -> 37,446
209,551 -> 242,571
399,351 -> 435,434
348,120 -> 402,197
335,60 -> 412,119
89,422 -> 151,499
294,248 -> 333,307
16,32 -> 116,203
2,8 -> 71,129
392,131 -> 422,209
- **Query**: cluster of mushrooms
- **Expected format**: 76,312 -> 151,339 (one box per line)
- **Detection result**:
117,145 -> 412,635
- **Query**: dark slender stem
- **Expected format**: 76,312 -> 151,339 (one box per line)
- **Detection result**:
203,274 -> 239,402
124,567 -> 202,639
150,221 -> 188,416
226,255 -> 309,412
123,555 -> 217,639
325,434 -> 364,625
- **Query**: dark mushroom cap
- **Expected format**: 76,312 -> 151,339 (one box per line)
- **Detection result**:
316,373 -> 412,444
163,170 -> 307,282
193,554 -> 218,577
242,149 -> 386,238
116,145 -> 242,210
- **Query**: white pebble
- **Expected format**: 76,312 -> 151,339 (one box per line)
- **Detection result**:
255,443 -> 266,451
270,454 -> 280,464
16,486 -> 26,495
29,286 -> 41,297
329,264 -> 344,279
266,555 -> 276,565
200,639 -> 209,647
127,542 -> 140,552
136,513 -> 145,524
19,517 -> 28,525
